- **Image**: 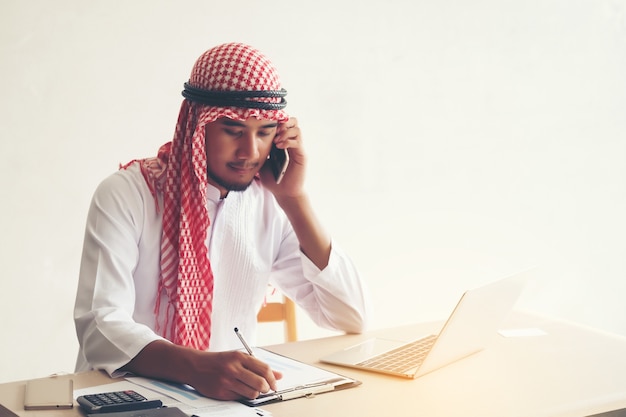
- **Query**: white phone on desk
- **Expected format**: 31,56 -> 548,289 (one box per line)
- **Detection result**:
24,377 -> 73,410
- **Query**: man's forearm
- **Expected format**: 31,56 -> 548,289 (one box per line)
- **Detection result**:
119,340 -> 198,384
276,193 -> 331,270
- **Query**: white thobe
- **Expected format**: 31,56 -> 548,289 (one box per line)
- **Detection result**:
73,164 -> 370,376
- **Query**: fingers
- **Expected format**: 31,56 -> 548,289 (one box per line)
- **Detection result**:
189,350 -> 282,401
238,354 -> 279,393
220,351 -> 280,400
275,117 -> 301,149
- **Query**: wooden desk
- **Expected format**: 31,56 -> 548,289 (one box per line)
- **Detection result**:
1,312 -> 625,417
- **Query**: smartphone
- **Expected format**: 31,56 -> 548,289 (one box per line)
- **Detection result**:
23,377 -> 73,410
269,143 -> 289,184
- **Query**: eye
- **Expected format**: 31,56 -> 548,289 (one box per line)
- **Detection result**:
258,129 -> 274,138
224,128 -> 243,137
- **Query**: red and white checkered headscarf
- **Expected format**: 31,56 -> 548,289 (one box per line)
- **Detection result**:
123,43 -> 288,350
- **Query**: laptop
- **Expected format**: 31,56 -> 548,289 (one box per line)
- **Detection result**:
320,268 -> 532,379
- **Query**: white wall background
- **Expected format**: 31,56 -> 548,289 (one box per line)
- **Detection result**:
1,0 -> 625,383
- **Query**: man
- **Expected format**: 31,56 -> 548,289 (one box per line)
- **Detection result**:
73,42 -> 370,401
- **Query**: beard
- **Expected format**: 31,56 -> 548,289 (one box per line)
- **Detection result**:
206,167 -> 255,193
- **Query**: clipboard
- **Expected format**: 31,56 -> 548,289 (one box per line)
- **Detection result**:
240,348 -> 361,406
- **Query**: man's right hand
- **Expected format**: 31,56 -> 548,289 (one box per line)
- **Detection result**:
187,350 -> 283,400
119,340 -> 282,401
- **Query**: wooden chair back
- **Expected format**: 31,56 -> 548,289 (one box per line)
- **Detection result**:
257,295 -> 298,342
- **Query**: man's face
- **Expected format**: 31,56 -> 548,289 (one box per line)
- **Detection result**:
204,117 -> 278,197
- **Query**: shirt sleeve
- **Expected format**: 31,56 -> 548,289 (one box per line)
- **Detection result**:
270,233 -> 372,334
73,168 -> 165,376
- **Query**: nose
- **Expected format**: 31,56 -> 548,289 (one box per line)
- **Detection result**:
235,132 -> 260,160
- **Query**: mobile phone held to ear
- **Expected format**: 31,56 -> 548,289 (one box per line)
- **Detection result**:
24,377 -> 73,410
269,143 -> 289,184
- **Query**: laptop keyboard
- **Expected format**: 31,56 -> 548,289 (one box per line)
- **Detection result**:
356,334 -> 438,374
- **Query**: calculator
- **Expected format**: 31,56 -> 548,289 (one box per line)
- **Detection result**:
76,390 -> 163,414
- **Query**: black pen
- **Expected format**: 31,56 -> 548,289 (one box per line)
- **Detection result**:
234,327 -> 254,356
